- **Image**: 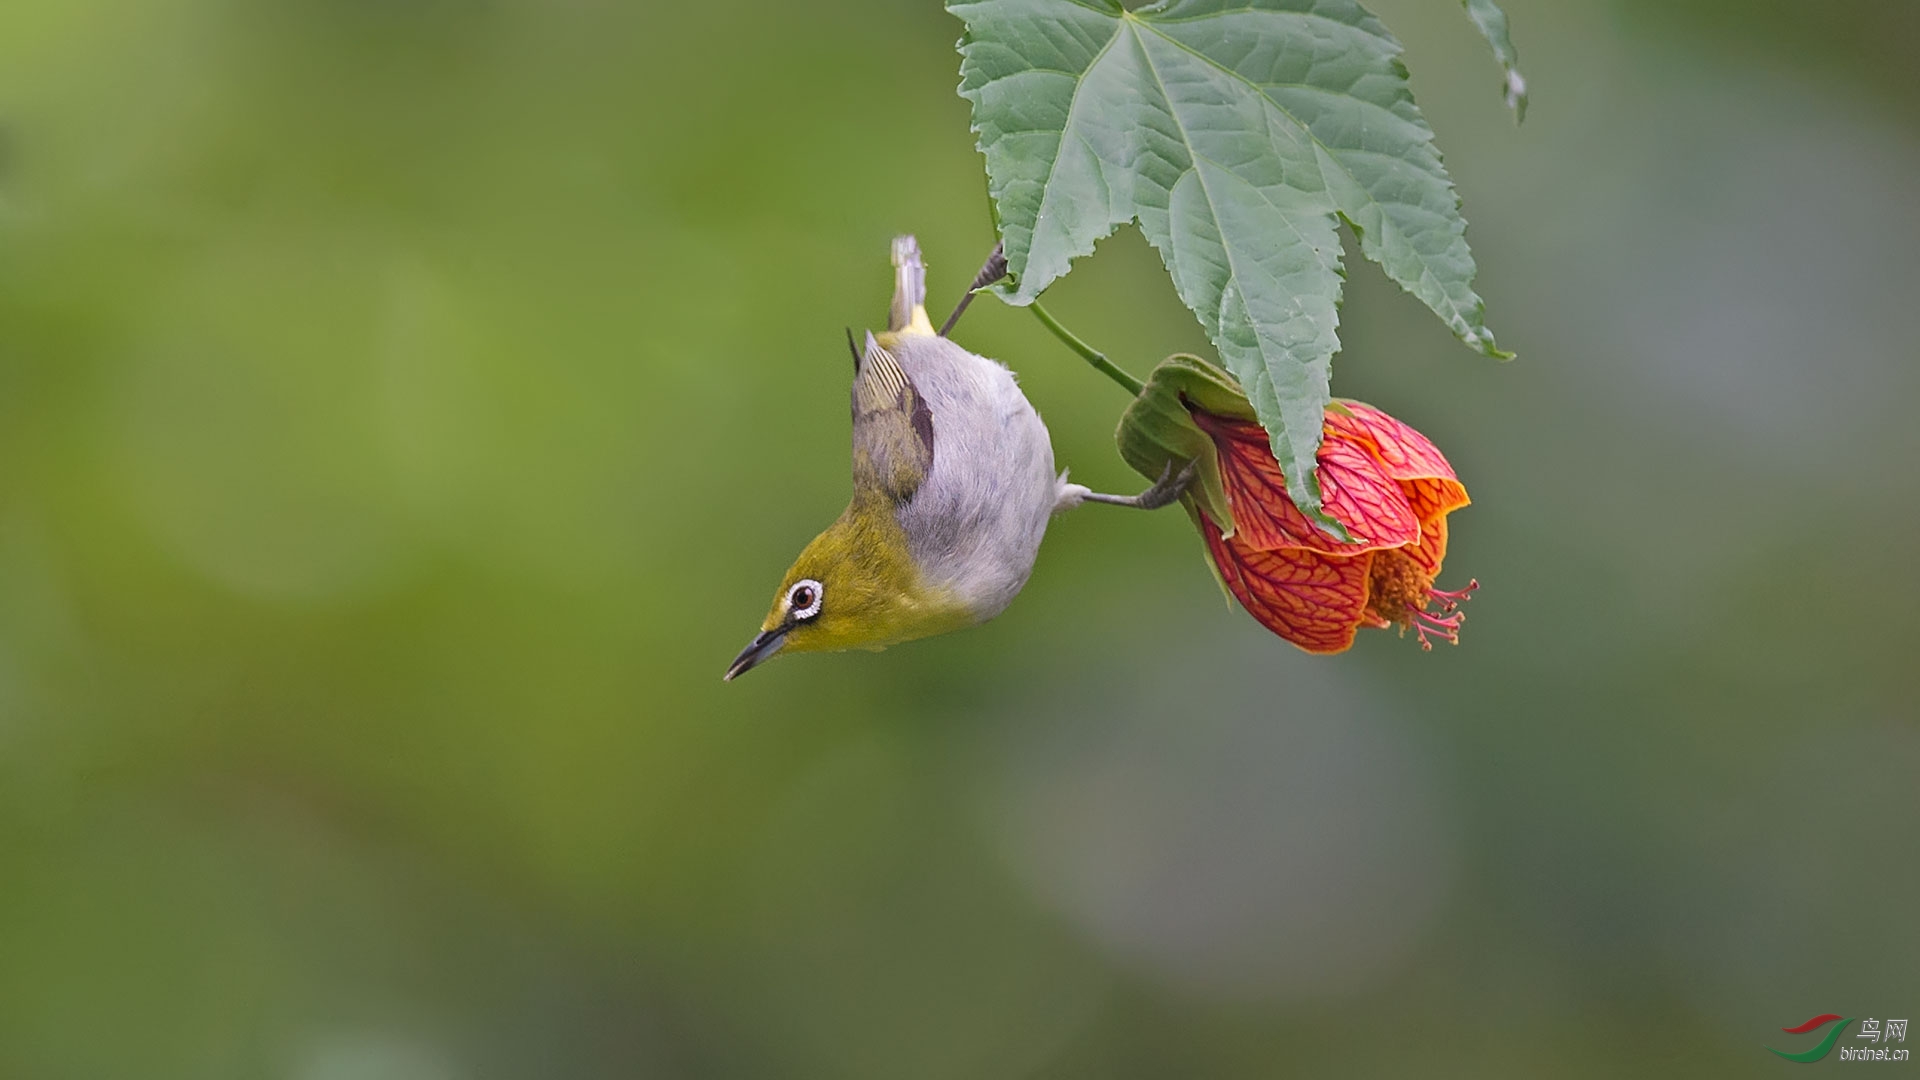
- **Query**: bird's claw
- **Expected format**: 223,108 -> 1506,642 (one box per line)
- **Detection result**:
1134,459 -> 1198,511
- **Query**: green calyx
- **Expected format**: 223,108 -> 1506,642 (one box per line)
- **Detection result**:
1113,353 -> 1252,539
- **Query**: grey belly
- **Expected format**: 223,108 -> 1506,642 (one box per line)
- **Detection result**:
893,337 -> 1060,620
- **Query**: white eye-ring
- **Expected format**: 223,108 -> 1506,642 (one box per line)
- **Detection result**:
787,579 -> 824,622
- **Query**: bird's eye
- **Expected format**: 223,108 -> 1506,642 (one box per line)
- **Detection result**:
788,579 -> 824,621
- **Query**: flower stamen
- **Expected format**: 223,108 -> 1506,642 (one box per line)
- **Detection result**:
1408,605 -> 1464,650
1427,578 -> 1480,613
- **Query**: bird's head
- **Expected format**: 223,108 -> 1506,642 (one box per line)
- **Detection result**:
724,503 -> 971,680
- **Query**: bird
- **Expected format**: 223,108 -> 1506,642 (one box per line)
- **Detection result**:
724,235 -> 1192,680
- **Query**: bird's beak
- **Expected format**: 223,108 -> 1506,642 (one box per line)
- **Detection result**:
724,625 -> 789,681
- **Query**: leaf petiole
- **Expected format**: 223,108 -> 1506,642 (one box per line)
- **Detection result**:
1028,301 -> 1144,396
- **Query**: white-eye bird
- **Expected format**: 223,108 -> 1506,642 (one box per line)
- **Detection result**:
725,236 -> 1191,680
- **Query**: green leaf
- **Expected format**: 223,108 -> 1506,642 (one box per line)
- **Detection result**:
1460,0 -> 1527,122
951,0 -> 1505,536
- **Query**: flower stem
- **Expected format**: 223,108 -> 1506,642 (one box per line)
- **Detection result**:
1028,301 -> 1144,396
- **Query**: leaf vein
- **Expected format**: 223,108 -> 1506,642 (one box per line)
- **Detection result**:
1132,19 -> 1482,334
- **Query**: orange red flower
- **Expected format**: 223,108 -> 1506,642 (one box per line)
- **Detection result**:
1189,401 -> 1476,654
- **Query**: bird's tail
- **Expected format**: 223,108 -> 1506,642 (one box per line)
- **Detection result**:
888,235 -> 935,336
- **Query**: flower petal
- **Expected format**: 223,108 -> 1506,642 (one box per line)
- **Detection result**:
1196,412 -> 1418,553
1203,526 -> 1374,654
1321,437 -> 1423,550
1330,401 -> 1459,483
1398,477 -> 1470,577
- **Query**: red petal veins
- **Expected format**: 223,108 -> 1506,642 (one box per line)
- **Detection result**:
1189,401 -> 1474,652
1330,401 -> 1459,483
1202,525 -> 1373,654
1191,411 -> 1271,448
1398,476 -> 1471,577
1319,436 -> 1420,549
1400,511 -> 1449,578
1197,412 -> 1417,554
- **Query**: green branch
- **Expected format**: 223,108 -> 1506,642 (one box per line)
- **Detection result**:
1028,301 -> 1144,396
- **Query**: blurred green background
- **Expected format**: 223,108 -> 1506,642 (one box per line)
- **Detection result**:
3,0 -> 1917,1076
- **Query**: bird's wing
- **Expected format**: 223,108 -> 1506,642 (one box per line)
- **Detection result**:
850,331 -> 934,504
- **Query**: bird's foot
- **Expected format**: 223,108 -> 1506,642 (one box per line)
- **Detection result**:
1081,459 -> 1197,510
939,241 -> 1009,337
